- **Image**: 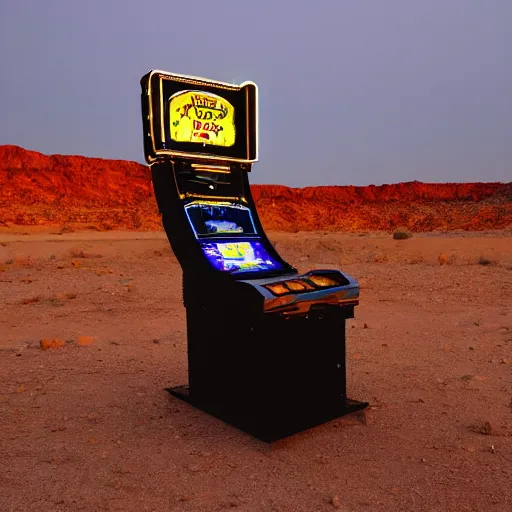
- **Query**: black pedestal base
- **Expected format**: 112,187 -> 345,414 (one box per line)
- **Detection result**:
166,386 -> 368,443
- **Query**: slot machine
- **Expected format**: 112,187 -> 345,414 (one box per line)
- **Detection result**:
140,70 -> 367,442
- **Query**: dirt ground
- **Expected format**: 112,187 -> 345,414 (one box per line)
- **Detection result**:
0,230 -> 511,512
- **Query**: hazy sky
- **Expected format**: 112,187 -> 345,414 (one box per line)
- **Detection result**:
1,0 -> 511,187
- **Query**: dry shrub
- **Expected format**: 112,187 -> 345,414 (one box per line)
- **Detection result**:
47,297 -> 64,307
477,256 -> 496,266
59,225 -> 74,234
438,253 -> 456,265
100,222 -> 114,231
393,231 -> 412,240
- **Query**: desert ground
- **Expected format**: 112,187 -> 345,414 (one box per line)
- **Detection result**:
1,229 -> 511,512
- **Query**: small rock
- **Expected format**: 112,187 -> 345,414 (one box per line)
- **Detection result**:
78,335 -> 95,346
363,323 -> 369,329
40,338 -> 65,350
22,297 -> 40,305
331,494 -> 342,509
479,421 -> 493,435
465,443 -> 477,453
87,412 -> 100,422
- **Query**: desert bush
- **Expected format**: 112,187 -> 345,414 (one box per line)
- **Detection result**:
393,231 -> 412,240
477,256 -> 496,266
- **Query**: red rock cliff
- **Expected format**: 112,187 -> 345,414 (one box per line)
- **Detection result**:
0,145 -> 511,232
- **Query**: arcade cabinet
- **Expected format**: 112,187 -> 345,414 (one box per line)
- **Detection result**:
140,70 -> 368,442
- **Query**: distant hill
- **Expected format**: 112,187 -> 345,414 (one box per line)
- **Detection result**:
1,145 -> 511,232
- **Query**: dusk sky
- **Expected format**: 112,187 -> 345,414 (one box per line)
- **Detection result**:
1,0 -> 511,187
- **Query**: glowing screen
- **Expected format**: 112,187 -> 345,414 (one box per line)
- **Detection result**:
200,240 -> 284,273
185,202 -> 257,237
170,91 -> 235,147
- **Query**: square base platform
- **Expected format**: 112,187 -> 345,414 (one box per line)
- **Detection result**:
166,386 -> 368,443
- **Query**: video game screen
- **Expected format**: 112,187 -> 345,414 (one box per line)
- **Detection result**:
185,202 -> 257,237
200,240 -> 284,274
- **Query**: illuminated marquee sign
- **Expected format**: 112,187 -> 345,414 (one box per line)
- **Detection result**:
170,91 -> 236,147
141,70 -> 258,164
